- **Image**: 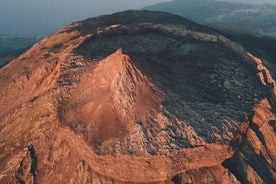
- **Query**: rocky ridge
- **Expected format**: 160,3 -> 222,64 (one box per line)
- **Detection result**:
0,10 -> 275,183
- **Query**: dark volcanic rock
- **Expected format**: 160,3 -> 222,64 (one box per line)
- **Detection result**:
0,10 -> 275,184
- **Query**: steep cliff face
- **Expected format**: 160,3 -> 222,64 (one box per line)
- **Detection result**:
223,54 -> 276,184
0,10 -> 275,184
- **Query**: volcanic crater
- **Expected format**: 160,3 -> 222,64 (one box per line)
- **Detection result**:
0,10 -> 275,184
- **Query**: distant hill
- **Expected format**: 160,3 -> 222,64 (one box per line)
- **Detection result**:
0,35 -> 41,67
144,0 -> 276,76
144,0 -> 276,38
216,0 -> 276,5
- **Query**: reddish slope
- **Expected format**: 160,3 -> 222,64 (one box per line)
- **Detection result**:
0,48 -> 235,183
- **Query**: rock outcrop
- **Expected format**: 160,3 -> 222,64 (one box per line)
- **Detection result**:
0,10 -> 275,183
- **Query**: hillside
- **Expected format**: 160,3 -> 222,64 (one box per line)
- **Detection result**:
144,0 -> 276,77
0,10 -> 275,184
0,35 -> 40,67
144,0 -> 276,38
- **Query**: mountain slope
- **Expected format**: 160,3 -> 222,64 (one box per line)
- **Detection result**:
144,0 -> 276,38
0,10 -> 275,183
143,0 -> 276,82
0,35 -> 40,68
